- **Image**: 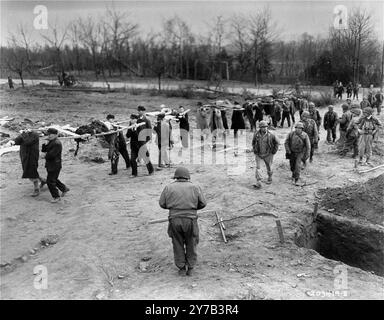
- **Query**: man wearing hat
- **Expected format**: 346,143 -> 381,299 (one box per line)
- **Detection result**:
41,128 -> 69,203
7,125 -> 46,197
355,107 -> 382,165
284,122 -> 311,185
308,102 -> 321,132
154,112 -> 173,168
337,104 -> 353,146
323,105 -> 338,144
105,114 -> 131,175
159,167 -> 207,276
301,111 -> 318,162
136,105 -> 154,175
251,120 -> 279,188
341,108 -> 362,158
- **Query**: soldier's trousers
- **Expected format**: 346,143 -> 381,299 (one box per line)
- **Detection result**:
326,128 -> 337,142
168,217 -> 199,269
289,152 -> 305,180
255,154 -> 273,181
358,134 -> 373,159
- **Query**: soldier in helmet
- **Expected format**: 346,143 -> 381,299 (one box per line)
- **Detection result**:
337,103 -> 353,146
300,111 -> 318,162
341,107 -> 362,158
284,122 -> 311,185
159,167 -> 207,276
251,120 -> 279,189
355,107 -> 382,165
323,105 -> 338,144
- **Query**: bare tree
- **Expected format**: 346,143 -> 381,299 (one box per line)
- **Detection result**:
104,6 -> 139,76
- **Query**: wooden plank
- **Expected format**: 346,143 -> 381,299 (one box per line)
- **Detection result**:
358,164 -> 384,174
275,219 -> 285,244
0,145 -> 20,156
215,211 -> 227,243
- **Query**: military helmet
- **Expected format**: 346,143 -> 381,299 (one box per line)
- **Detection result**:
259,120 -> 268,128
363,107 -> 373,115
308,102 -> 315,108
173,167 -> 190,180
301,111 -> 310,118
295,122 -> 304,129
341,104 -> 349,110
351,108 -> 362,116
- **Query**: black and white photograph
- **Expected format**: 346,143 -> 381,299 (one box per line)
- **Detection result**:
0,0 -> 383,304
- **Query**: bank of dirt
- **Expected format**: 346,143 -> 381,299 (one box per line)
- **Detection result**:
0,87 -> 383,300
318,174 -> 384,226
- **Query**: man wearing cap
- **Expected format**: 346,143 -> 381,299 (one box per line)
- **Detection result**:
154,113 -> 173,168
374,90 -> 383,115
136,105 -> 154,175
337,104 -> 353,146
323,105 -> 338,144
176,106 -> 190,154
301,111 -> 318,162
105,114 -> 131,175
7,125 -> 46,197
284,122 -> 311,185
355,107 -> 382,165
251,120 -> 279,189
308,102 -> 321,132
41,128 -> 69,203
341,108 -> 362,158
159,167 -> 207,276
280,99 -> 292,128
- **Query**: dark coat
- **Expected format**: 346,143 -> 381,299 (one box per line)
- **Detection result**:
221,110 -> 229,129
41,138 -> 62,171
14,131 -> 40,179
230,110 -> 246,130
323,111 -> 338,130
177,113 -> 190,132
126,127 -> 139,151
137,115 -> 152,145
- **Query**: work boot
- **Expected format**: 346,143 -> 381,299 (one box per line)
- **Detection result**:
266,173 -> 272,184
39,178 -> 47,189
61,187 -> 70,197
253,181 -> 262,189
31,189 -> 40,197
178,266 -> 187,276
51,197 -> 61,203
186,266 -> 194,276
108,172 -> 117,175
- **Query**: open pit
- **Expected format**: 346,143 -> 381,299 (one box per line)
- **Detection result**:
295,174 -> 384,276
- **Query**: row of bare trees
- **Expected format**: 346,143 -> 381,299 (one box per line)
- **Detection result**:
1,6 -> 382,88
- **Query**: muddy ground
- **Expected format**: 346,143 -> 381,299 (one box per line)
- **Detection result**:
0,86 -> 383,300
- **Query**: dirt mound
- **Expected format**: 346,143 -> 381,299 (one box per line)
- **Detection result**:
318,174 -> 384,226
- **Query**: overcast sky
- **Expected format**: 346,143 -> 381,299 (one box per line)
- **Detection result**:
0,0 -> 383,46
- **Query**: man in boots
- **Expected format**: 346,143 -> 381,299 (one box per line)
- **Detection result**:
251,120 -> 279,189
323,105 -> 338,144
341,108 -> 362,158
7,125 -> 46,196
105,114 -> 131,175
338,104 -> 352,146
41,128 -> 69,203
284,122 -> 311,185
137,105 -> 154,175
301,111 -> 318,163
356,107 -> 382,165
159,167 -> 207,276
